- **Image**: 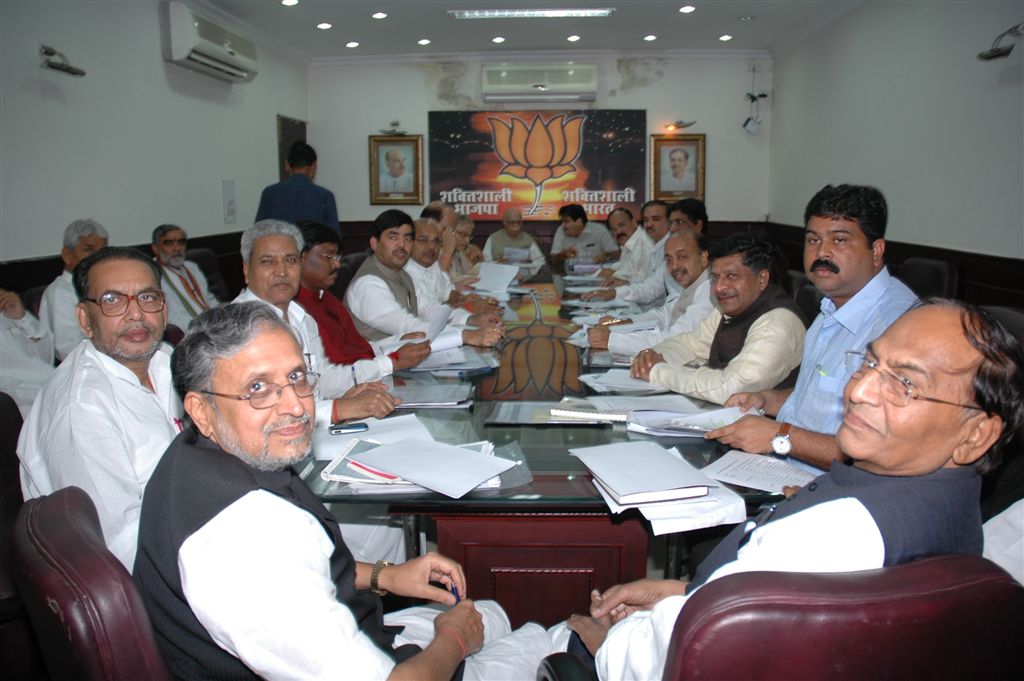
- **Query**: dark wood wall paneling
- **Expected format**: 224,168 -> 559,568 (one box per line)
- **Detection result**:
3,222 -> 1022,308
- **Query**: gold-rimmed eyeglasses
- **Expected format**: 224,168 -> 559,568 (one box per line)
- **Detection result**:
844,351 -> 983,411
83,289 -> 166,316
200,371 -> 320,410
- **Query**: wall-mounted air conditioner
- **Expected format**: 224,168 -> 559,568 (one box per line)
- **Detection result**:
482,63 -> 598,102
161,1 -> 259,83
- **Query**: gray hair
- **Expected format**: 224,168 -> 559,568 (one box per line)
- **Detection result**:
171,301 -> 297,400
62,219 -> 108,250
240,220 -> 304,264
152,223 -> 185,244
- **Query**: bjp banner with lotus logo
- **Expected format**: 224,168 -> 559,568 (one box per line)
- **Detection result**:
429,110 -> 645,220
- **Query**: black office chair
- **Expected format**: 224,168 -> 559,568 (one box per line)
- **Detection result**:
896,257 -> 958,298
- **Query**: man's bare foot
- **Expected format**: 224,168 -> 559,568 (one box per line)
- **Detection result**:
568,613 -> 612,656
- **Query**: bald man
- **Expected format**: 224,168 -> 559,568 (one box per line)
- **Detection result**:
482,207 -> 546,281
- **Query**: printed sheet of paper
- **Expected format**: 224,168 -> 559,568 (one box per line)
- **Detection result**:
474,262 -> 520,292
701,450 -> 819,493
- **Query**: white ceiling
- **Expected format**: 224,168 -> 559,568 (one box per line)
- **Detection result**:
204,0 -> 860,61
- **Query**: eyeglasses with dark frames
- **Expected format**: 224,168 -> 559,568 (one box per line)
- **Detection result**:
83,289 -> 166,317
200,371 -> 320,410
844,351 -> 983,411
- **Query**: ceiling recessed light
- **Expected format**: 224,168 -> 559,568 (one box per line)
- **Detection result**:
346,41 -> 359,48
492,36 -> 506,43
718,34 -> 733,41
679,6 -> 696,14
738,15 -> 755,22
418,38 -> 431,46
567,35 -> 581,42
644,34 -> 657,42
450,9 -> 615,20
281,0 -> 298,6
371,12 -> 387,19
317,22 -> 332,30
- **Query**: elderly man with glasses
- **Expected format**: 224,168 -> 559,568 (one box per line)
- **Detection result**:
18,247 -> 184,570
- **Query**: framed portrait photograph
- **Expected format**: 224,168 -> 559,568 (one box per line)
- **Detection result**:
651,134 -> 705,202
369,135 -> 423,205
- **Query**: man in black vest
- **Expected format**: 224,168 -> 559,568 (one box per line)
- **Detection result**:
631,232 -> 808,404
572,300 -> 1023,679
134,302 -> 559,680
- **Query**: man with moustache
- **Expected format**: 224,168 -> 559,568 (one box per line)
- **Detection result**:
18,247 -> 183,569
39,218 -> 109,360
346,210 -> 504,348
405,218 -> 502,331
550,204 -> 619,269
569,301 -> 1022,680
631,233 -> 806,405
482,207 -> 546,281
588,229 -> 714,357
707,185 -> 917,469
582,200 -> 685,305
134,303 -> 566,680
295,220 -> 430,371
596,207 -> 654,285
151,224 -> 220,330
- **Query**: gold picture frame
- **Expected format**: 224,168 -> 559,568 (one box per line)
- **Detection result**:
651,134 -> 705,202
369,134 -> 423,205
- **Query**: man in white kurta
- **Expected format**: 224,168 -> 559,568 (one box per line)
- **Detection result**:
0,288 -> 55,417
482,207 -> 546,281
152,224 -> 219,330
38,218 -> 109,360
18,248 -> 182,570
598,208 -> 654,284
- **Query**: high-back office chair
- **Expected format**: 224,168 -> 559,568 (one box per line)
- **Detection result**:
13,486 -> 171,681
538,555 -> 1024,681
185,247 -> 231,303
897,257 -> 959,298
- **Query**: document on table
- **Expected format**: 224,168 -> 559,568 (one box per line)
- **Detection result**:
569,441 -> 716,505
565,285 -> 605,294
406,347 -> 466,370
348,437 -> 515,498
390,384 -> 472,408
563,273 -> 600,283
502,247 -> 531,263
484,401 -> 585,425
313,413 -> 433,460
474,262 -> 520,292
701,450 -> 819,494
562,298 -> 632,310
579,369 -> 668,394
588,394 -> 704,414
626,406 -> 749,437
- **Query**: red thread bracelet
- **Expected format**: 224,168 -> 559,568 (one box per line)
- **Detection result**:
388,351 -> 401,363
437,624 -> 468,659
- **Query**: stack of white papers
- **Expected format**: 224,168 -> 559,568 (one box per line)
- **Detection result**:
565,285 -> 605,295
626,407 -> 747,437
701,450 -> 819,493
569,442 -> 747,533
579,369 -> 668,395
563,273 -> 600,283
406,347 -> 466,371
562,298 -> 632,310
391,384 -> 472,409
313,413 -> 433,460
502,247 -> 531,263
347,437 -> 515,498
570,441 -> 713,504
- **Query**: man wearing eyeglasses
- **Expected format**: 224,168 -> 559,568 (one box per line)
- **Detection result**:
482,207 -> 546,282
566,301 -> 1022,680
18,247 -> 184,570
707,185 -> 918,470
151,223 -> 219,330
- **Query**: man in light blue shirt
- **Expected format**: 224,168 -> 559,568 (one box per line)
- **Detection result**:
707,184 -> 917,469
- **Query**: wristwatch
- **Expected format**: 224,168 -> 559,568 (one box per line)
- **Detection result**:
370,560 -> 392,596
771,423 -> 793,455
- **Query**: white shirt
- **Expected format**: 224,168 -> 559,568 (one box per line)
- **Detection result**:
17,341 -> 182,569
608,269 -> 714,358
0,311 -> 55,418
404,259 -> 471,327
597,497 -> 884,680
378,172 -> 413,194
607,228 -> 655,282
660,169 -> 697,192
160,260 -> 218,331
233,289 -> 393,418
983,499 -> 1023,585
345,271 -> 465,349
649,306 -> 806,405
550,222 -> 619,261
482,233 -> 546,280
38,270 -> 83,361
613,233 -> 674,305
180,490 -> 563,681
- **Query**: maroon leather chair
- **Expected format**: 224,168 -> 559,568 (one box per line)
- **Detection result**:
12,486 -> 171,681
538,555 -> 1024,681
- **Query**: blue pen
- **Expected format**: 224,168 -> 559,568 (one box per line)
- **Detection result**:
351,364 -> 358,386
451,584 -> 461,604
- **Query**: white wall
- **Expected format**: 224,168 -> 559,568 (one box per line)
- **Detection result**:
307,52 -> 773,223
771,0 -> 1024,257
0,0 -> 308,261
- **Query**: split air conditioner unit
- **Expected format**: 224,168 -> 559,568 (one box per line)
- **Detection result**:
161,1 -> 259,83
482,63 -> 598,102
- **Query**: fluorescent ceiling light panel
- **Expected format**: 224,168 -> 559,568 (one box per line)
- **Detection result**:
450,8 -> 615,20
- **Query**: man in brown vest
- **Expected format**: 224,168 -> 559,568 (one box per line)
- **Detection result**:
631,232 -> 808,404
346,209 -> 503,348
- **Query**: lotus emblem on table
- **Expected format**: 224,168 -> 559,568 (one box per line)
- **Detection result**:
488,114 -> 586,215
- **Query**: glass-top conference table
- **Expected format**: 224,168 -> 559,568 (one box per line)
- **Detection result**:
301,283 -> 775,628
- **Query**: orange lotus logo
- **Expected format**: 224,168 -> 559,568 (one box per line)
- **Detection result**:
488,114 -> 585,214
